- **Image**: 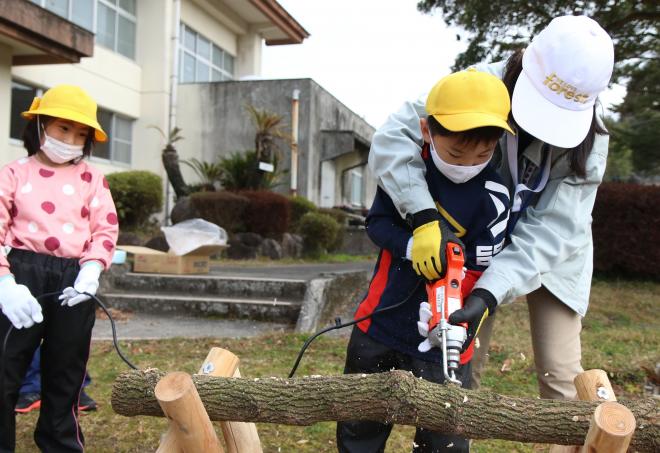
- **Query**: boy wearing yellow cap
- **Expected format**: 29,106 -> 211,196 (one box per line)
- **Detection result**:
0,85 -> 118,452
336,70 -> 513,452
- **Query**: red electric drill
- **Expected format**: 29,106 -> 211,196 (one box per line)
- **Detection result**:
425,242 -> 467,385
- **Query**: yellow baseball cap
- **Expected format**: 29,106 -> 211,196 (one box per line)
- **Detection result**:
426,69 -> 514,135
22,84 -> 108,142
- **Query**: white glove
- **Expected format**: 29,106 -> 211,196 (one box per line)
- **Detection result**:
0,276 -> 43,329
417,301 -> 436,353
59,262 -> 102,307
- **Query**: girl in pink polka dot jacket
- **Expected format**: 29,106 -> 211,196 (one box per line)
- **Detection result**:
0,84 -> 118,452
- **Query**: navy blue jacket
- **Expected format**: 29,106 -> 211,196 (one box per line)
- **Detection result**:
355,145 -> 511,362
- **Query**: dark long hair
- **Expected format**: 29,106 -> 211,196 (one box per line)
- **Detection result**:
22,115 -> 95,159
501,49 -> 608,178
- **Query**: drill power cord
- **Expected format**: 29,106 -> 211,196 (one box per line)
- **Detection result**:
1,290 -> 137,397
288,280 -> 422,378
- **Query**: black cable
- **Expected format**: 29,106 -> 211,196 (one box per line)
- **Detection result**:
288,279 -> 423,378
1,290 -> 137,398
85,292 -> 137,370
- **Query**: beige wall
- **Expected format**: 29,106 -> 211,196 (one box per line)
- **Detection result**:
181,0 -> 238,56
0,43 -> 12,163
2,0 -> 270,192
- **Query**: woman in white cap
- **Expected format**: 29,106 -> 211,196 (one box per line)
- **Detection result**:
369,15 -> 614,400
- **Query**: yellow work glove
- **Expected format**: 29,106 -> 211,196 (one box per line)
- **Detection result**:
410,209 -> 463,280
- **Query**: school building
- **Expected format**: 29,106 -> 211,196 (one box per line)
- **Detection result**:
0,0 -> 377,212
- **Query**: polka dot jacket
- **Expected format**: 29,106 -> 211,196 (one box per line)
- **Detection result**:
0,156 -> 119,276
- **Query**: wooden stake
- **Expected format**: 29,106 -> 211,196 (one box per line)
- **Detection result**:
196,349 -> 263,453
581,401 -> 636,453
574,369 -> 617,402
549,369 -> 619,453
155,372 -> 223,453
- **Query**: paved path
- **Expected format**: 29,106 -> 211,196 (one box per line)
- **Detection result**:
92,312 -> 290,340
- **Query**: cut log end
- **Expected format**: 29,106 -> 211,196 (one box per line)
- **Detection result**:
595,402 -> 636,437
155,371 -> 193,402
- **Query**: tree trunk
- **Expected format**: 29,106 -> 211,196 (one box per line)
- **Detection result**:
111,369 -> 659,451
162,145 -> 189,199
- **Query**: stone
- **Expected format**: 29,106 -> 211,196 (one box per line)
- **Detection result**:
170,196 -> 199,225
144,235 -> 170,252
237,232 -> 263,247
226,232 -> 264,260
282,233 -> 303,259
259,238 -> 283,260
117,231 -> 142,246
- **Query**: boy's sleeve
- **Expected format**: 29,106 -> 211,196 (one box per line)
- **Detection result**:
0,166 -> 16,276
81,174 -> 118,270
366,187 -> 413,259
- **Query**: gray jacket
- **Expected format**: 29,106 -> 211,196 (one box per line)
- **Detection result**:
368,61 -> 608,316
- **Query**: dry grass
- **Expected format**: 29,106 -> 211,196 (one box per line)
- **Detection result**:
14,278 -> 659,452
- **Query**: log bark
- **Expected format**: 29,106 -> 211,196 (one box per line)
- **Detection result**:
111,369 -> 659,452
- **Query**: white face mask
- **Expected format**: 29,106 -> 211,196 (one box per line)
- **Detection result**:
39,117 -> 84,164
429,138 -> 492,184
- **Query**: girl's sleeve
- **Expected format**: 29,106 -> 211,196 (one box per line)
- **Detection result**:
81,174 -> 118,270
366,187 -> 413,259
0,166 -> 16,276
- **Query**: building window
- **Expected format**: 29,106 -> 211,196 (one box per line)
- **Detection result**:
30,0 -> 136,59
94,109 -> 133,165
179,24 -> 235,83
342,166 -> 364,207
97,0 -> 136,59
10,81 -> 43,141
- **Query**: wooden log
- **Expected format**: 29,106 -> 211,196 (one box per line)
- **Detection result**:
154,372 -> 223,453
112,369 -> 659,452
581,402 -> 636,453
196,349 -> 262,453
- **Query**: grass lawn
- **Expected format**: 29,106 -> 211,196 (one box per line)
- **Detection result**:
14,278 -> 659,452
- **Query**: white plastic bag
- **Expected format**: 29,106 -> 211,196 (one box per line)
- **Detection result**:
161,218 -> 228,256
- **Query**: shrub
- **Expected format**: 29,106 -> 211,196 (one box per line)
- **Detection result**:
190,191 -> 249,233
106,171 -> 163,229
289,196 -> 317,232
240,190 -> 291,239
299,212 -> 341,258
592,182 -> 660,280
319,208 -> 348,252
218,150 -> 285,191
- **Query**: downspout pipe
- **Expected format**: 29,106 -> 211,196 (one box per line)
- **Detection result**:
165,0 -> 181,224
291,89 -> 300,196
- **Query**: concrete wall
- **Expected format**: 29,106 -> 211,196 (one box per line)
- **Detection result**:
176,78 -> 377,207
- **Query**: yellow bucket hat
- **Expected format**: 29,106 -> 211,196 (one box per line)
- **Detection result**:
426,69 -> 514,135
22,84 -> 108,142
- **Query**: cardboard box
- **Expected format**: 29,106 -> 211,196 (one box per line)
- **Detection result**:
118,245 -> 225,275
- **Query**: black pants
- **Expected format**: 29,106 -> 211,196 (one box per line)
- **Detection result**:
336,328 -> 471,453
0,249 -> 95,453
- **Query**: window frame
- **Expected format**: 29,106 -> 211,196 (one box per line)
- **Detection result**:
179,23 -> 235,83
30,0 -> 136,59
9,80 -> 44,144
90,109 -> 134,167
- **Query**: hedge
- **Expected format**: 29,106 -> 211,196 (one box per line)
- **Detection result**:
592,182 -> 660,280
106,171 -> 162,229
289,195 -> 317,232
239,190 -> 291,239
299,212 -> 341,258
190,191 -> 249,233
